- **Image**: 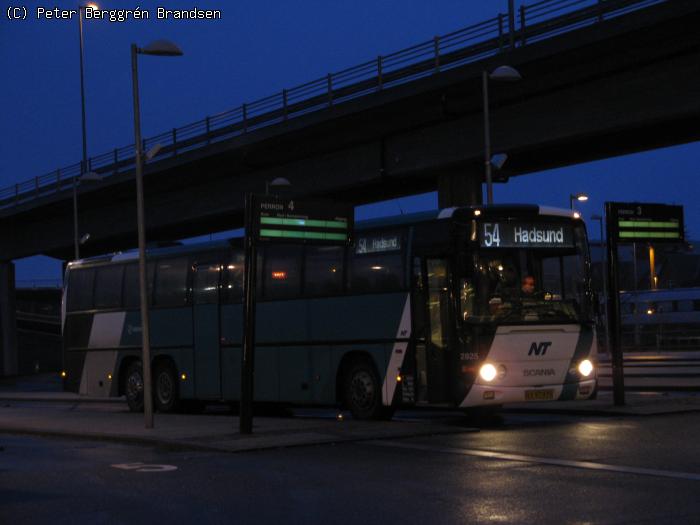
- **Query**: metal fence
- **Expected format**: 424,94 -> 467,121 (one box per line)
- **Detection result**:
1,0 -> 665,211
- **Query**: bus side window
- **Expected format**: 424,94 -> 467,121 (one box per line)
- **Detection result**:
153,258 -> 190,307
94,265 -> 124,309
262,245 -> 302,300
123,262 -> 155,308
222,253 -> 245,303
304,245 -> 344,296
67,268 -> 95,312
193,263 -> 221,305
348,252 -> 404,293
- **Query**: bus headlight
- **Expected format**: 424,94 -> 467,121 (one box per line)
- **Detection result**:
578,359 -> 594,377
479,364 -> 498,382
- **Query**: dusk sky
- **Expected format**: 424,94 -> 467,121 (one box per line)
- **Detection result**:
1,0 -> 697,283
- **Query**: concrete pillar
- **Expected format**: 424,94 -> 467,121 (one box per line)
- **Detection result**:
437,171 -> 483,209
0,262 -> 17,377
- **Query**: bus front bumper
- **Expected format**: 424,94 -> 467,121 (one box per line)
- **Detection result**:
459,379 -> 597,407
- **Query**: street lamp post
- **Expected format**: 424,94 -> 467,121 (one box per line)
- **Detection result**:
131,39 -> 183,429
591,214 -> 610,353
74,2 -> 98,260
482,65 -> 521,205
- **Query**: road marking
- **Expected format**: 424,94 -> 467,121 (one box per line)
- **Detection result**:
111,462 -> 178,472
367,441 -> 700,481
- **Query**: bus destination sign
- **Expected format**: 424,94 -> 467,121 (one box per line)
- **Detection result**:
480,221 -> 575,249
608,202 -> 684,243
254,195 -> 353,245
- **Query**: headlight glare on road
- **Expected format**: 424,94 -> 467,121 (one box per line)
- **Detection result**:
479,363 -> 498,382
578,359 -> 594,377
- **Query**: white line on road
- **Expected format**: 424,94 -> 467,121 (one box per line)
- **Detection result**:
366,441 -> 700,481
111,462 -> 178,472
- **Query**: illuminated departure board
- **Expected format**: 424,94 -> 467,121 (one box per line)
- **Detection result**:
253,196 -> 353,245
608,203 -> 684,243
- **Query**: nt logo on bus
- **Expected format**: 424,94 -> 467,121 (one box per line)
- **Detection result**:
528,342 -> 552,356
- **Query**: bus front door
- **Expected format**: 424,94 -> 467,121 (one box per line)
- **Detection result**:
192,263 -> 222,399
414,257 -> 451,404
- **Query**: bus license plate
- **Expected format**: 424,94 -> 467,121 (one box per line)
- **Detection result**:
525,389 -> 554,401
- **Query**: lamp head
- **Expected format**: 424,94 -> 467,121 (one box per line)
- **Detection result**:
490,153 -> 508,170
140,40 -> 183,57
269,177 -> 292,188
489,65 -> 522,82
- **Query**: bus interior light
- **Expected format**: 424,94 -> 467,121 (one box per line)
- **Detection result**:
60,371 -> 66,378
479,363 -> 498,382
181,373 -> 187,381
578,360 -> 594,377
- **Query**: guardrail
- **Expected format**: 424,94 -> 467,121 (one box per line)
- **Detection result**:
16,279 -> 62,289
2,0 -> 665,211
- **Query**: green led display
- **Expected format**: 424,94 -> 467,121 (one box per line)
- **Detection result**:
259,229 -> 348,241
260,217 -> 348,229
609,202 -> 684,244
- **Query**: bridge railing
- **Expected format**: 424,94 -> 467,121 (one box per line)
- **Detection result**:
1,0 -> 665,211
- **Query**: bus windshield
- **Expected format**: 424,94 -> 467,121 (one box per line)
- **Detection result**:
460,224 -> 592,324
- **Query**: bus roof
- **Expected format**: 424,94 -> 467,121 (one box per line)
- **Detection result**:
67,204 -> 579,268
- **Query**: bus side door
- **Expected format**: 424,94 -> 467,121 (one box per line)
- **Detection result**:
413,257 -> 451,403
192,263 -> 222,399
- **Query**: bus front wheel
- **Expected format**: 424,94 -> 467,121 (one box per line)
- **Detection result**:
124,361 -> 144,413
343,359 -> 393,420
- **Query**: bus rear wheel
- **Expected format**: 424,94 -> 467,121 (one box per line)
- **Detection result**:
124,361 -> 144,413
154,361 -> 180,413
343,359 -> 393,420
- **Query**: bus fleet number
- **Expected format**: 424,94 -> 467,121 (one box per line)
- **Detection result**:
482,223 -> 501,247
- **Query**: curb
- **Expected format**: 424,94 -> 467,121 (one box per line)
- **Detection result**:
0,424 -> 478,454
0,395 -> 125,404
504,405 -> 700,417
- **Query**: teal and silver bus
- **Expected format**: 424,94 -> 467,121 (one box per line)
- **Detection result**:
62,204 -> 597,419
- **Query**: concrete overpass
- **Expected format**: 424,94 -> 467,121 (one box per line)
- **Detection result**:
1,0 -> 700,374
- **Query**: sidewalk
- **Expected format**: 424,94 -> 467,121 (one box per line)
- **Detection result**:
2,387 -> 700,453
0,401 -> 474,453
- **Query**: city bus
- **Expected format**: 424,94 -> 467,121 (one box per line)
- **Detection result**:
62,204 -> 597,419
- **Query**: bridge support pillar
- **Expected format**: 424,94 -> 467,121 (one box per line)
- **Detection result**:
437,172 -> 483,208
0,262 -> 17,377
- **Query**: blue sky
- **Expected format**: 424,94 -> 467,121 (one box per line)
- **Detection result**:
1,0 -> 697,283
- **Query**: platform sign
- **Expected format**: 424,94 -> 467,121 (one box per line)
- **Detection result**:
604,202 -> 685,408
240,194 -> 353,435
253,195 -> 353,245
609,203 -> 684,243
